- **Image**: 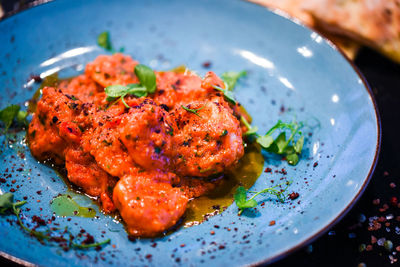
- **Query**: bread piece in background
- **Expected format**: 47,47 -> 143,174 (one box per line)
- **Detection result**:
248,0 -> 314,25
248,0 -> 400,63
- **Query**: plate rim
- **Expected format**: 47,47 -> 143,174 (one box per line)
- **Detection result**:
0,0 -> 382,266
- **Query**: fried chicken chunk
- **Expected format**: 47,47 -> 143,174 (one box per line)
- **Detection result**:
113,172 -> 188,237
171,96 -> 244,177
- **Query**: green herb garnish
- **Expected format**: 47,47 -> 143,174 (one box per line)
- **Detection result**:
220,129 -> 228,137
0,192 -> 26,214
105,64 -> 156,108
134,64 -> 157,94
0,104 -> 28,134
97,31 -> 124,53
181,104 -> 206,117
256,120 -> 304,165
0,192 -> 110,250
240,116 -> 259,137
241,117 -> 304,166
234,180 -> 292,215
212,70 -> 247,104
213,85 -> 237,104
97,31 -> 112,51
221,71 -> 247,91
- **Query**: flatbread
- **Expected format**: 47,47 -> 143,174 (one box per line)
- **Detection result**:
248,0 -> 400,62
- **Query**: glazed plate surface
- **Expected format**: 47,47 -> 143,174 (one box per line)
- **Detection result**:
0,0 -> 380,266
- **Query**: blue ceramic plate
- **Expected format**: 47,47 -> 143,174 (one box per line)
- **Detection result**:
0,0 -> 380,266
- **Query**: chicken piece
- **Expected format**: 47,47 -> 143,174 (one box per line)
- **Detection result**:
28,87 -> 86,163
170,97 -> 244,177
85,53 -> 139,87
28,115 -> 67,165
65,148 -> 117,213
113,173 -> 188,237
153,71 -> 224,109
81,108 -> 139,177
118,99 -> 175,170
58,74 -> 103,103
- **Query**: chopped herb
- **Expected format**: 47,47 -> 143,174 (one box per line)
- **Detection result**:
212,84 -> 236,104
221,71 -> 247,91
166,127 -> 174,136
154,147 -> 161,154
97,31 -> 112,51
181,104 -> 206,117
0,104 -> 28,134
16,110 -> 28,125
211,70 -> 246,104
234,180 -> 292,215
256,120 -> 304,165
105,64 -> 156,108
97,31 -> 124,53
240,116 -> 258,137
71,238 -> 110,249
134,64 -> 157,94
240,117 -> 305,166
220,129 -> 228,137
0,192 -> 110,250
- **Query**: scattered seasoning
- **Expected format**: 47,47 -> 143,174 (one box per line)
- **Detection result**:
288,192 -> 300,200
202,61 -> 212,68
0,193 -> 109,251
30,74 -> 42,83
269,220 -> 276,226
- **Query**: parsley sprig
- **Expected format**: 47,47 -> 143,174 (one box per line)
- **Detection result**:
221,71 -> 247,91
234,180 -> 292,215
181,104 -> 206,117
256,120 -> 304,165
105,64 -> 156,108
212,71 -> 247,104
242,117 -> 304,166
0,104 -> 28,134
0,192 -> 110,250
97,31 -> 124,53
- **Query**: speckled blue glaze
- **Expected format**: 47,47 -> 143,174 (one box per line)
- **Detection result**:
0,0 -> 380,266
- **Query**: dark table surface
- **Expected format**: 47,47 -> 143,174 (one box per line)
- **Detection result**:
1,2 -> 400,267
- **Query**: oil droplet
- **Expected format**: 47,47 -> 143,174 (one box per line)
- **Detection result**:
184,142 -> 264,226
51,193 -> 96,218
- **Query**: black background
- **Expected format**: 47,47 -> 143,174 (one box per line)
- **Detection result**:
1,2 -> 400,266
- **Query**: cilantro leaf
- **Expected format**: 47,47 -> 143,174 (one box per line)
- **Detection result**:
105,85 -> 130,98
234,180 -> 293,215
16,110 -> 28,126
181,104 -> 206,117
0,104 -> 20,131
256,120 -> 305,165
134,64 -> 157,93
0,104 -> 28,133
0,192 -> 15,213
294,136 -> 304,154
104,64 -> 156,108
211,70 -> 246,104
97,31 -> 112,51
213,85 -> 237,104
286,152 -> 299,165
234,186 -> 257,214
126,84 -> 147,97
221,71 -> 247,91
240,116 -> 258,137
256,134 -> 274,148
